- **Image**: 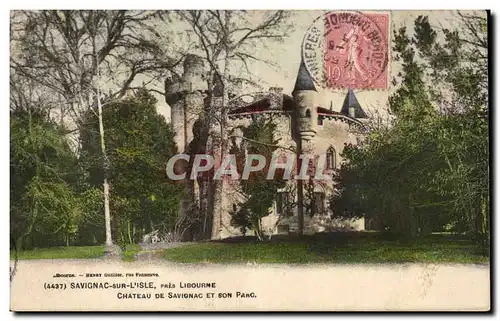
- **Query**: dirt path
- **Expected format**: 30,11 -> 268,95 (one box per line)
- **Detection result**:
138,241 -> 195,251
135,241 -> 196,260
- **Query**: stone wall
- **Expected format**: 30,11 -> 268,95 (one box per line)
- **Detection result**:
219,111 -> 365,238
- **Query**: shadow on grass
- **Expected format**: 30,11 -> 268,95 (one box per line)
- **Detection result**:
121,244 -> 142,262
11,246 -> 106,260
163,231 -> 489,264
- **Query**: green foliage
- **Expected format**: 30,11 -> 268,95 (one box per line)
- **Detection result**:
229,116 -> 286,238
75,187 -> 105,245
79,90 -> 184,245
10,89 -> 184,250
121,244 -> 142,262
332,13 -> 489,239
10,108 -> 82,250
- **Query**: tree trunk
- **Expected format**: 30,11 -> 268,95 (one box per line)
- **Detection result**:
296,139 -> 304,235
127,220 -> 133,244
200,85 -> 214,240
407,194 -> 417,239
211,12 -> 232,240
15,236 -> 24,253
480,194 -> 488,236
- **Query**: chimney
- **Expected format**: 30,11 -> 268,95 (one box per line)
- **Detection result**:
229,78 -> 244,99
269,87 -> 283,95
269,87 -> 284,109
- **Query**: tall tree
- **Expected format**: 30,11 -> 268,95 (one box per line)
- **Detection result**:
11,10 -> 180,251
10,105 -> 81,250
229,116 -> 286,240
79,89 -> 183,246
171,10 -> 292,239
331,12 -> 489,238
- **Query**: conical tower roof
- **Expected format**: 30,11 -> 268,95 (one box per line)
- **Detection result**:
292,60 -> 316,94
340,89 -> 368,118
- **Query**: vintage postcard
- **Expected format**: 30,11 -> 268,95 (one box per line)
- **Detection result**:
9,9 -> 490,311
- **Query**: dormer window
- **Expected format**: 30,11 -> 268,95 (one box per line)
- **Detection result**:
348,106 -> 356,118
326,146 -> 336,169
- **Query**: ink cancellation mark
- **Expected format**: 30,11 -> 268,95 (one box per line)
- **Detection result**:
302,11 -> 389,90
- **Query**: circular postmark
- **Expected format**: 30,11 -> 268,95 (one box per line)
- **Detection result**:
302,11 -> 389,90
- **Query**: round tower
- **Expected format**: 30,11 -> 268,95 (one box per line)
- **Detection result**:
292,60 -> 317,141
182,54 -> 207,146
165,72 -> 186,152
181,54 -> 206,93
165,54 -> 208,152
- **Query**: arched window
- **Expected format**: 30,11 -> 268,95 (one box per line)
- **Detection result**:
305,109 -> 311,118
313,192 -> 325,216
276,191 -> 291,217
326,146 -> 336,169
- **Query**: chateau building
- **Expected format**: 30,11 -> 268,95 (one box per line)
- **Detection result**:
166,54 -> 368,239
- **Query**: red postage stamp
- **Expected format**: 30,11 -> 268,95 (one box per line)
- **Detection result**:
323,12 -> 389,89
303,11 -> 389,90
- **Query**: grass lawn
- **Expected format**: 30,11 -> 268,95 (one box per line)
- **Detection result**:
10,245 -> 106,260
121,244 -> 142,262
162,232 -> 489,264
10,244 -> 144,261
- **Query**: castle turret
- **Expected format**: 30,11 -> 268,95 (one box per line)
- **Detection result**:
340,89 -> 368,119
165,54 -> 207,152
165,71 -> 186,151
228,77 -> 244,100
165,55 -> 208,242
182,55 -> 207,147
181,54 -> 207,93
292,60 -> 318,141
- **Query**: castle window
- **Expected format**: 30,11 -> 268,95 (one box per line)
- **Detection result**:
305,109 -> 311,118
313,192 -> 325,215
326,147 -> 336,169
276,192 -> 292,216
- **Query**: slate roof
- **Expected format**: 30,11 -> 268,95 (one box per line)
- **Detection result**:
340,89 -> 368,118
292,60 -> 317,93
228,65 -> 367,122
228,98 -> 343,117
317,107 -> 343,116
228,94 -> 293,115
